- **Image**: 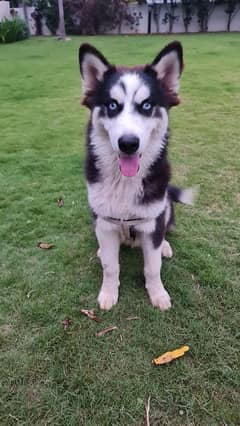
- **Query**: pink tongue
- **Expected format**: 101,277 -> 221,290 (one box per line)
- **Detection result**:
119,155 -> 140,177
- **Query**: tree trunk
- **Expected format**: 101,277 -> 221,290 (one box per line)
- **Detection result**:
227,13 -> 232,32
153,4 -> 161,33
58,0 -> 66,39
22,1 -> 30,33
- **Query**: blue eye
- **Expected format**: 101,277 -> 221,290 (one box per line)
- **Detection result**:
142,101 -> 152,111
108,101 -> 118,111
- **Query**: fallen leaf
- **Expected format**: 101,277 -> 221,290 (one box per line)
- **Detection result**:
80,309 -> 101,323
62,319 -> 72,331
96,326 -> 118,337
191,274 -> 201,294
57,198 -> 64,207
152,345 -> 190,365
0,324 -> 13,337
145,396 -> 151,426
37,242 -> 54,250
126,316 -> 140,321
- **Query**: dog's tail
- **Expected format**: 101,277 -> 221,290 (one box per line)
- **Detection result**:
168,185 -> 198,206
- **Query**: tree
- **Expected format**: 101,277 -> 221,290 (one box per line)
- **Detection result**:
162,0 -> 179,33
57,0 -> 66,38
21,1 -> 30,32
181,0 -> 194,32
221,0 -> 240,31
153,3 -> 162,33
194,0 -> 216,32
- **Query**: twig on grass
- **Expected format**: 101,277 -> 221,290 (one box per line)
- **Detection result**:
37,242 -> 54,250
126,316 -> 140,321
27,290 -> 35,299
96,326 -> 118,337
145,396 -> 151,426
80,309 -> 101,323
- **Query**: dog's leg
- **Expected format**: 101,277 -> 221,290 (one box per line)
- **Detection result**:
95,223 -> 120,310
161,239 -> 173,258
141,234 -> 171,311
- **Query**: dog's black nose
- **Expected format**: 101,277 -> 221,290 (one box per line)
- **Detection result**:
118,135 -> 139,155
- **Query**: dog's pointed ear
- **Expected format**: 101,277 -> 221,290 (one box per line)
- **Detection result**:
79,44 -> 110,93
150,41 -> 183,95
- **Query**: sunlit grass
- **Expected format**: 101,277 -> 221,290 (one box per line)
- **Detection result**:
0,34 -> 240,425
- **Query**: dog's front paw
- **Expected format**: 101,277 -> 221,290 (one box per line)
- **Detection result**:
98,286 -> 119,310
161,240 -> 173,258
147,286 -> 171,311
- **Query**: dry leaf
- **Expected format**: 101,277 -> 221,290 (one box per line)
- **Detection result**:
62,319 -> 72,331
0,324 -> 12,337
191,274 -> 201,294
96,326 -> 118,337
80,309 -> 101,323
152,345 -> 190,365
57,198 -> 64,207
126,316 -> 140,321
37,242 -> 54,250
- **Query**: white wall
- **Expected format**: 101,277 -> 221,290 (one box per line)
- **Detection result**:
0,0 -> 10,21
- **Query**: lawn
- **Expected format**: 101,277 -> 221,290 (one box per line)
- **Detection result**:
0,34 -> 240,425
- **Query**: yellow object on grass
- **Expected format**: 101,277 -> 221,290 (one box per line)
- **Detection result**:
152,345 -> 190,365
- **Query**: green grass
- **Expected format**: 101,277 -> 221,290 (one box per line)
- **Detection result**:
0,34 -> 240,425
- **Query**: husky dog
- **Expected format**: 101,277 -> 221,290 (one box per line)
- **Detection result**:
79,41 -> 194,311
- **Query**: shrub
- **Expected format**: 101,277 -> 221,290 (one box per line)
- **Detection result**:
0,18 -> 29,43
28,0 -> 59,35
64,0 -> 135,35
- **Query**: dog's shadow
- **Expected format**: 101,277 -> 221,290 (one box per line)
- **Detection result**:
119,245 -> 144,291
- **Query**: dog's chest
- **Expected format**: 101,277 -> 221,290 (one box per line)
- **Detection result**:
88,173 -> 143,219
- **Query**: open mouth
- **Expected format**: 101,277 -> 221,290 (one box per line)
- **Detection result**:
118,154 -> 141,177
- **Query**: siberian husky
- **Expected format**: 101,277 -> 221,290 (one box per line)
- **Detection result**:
79,41 -> 194,311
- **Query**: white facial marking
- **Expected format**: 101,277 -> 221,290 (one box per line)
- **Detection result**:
134,85 -> 150,104
110,85 -> 125,104
120,73 -> 142,96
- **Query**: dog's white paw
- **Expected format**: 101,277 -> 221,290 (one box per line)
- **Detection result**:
98,287 -> 119,310
162,240 -> 173,258
147,286 -> 171,311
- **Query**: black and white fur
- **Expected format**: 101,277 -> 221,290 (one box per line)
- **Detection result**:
79,41 -> 194,311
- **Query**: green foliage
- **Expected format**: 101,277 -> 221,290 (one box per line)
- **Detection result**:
0,17 -> 29,43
